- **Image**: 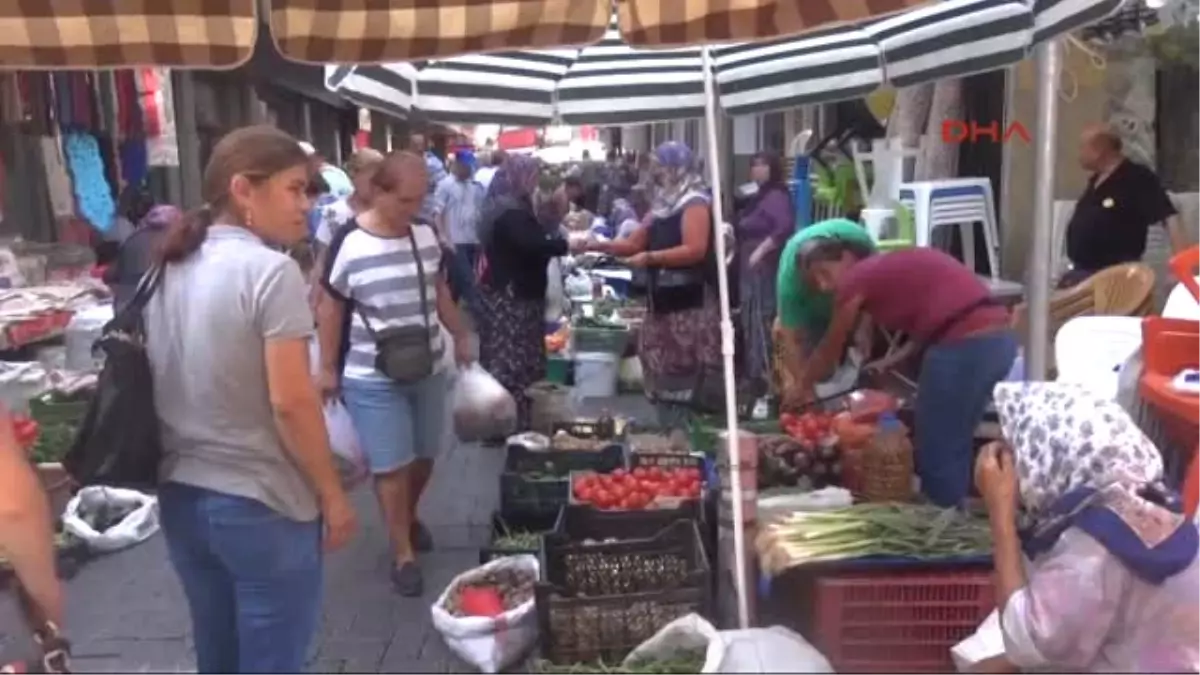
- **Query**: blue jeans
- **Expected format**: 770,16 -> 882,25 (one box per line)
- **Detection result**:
915,329 -> 1018,507
159,482 -> 322,674
447,243 -> 479,315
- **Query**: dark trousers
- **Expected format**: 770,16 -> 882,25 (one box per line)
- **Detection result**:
447,243 -> 480,315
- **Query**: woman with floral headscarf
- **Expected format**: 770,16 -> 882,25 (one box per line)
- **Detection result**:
585,141 -> 721,428
972,381 -> 1198,673
477,155 -> 581,431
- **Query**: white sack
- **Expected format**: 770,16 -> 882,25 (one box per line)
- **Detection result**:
430,555 -> 539,674
622,614 -> 724,673
951,609 -> 1005,672
717,626 -> 835,673
62,486 -> 159,553
453,363 -> 518,443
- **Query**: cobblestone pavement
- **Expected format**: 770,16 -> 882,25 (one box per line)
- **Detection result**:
0,394 -> 655,673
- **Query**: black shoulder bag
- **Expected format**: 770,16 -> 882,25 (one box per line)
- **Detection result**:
64,266 -> 164,489
355,229 -> 437,383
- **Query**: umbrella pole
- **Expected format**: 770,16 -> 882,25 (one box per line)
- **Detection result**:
1026,39 -> 1063,380
700,45 -> 750,630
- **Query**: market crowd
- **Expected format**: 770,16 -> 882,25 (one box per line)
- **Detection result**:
0,121 -> 1194,674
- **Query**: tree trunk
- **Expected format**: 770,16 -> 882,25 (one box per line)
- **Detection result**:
887,83 -> 935,145
1157,63 -> 1199,191
920,78 -> 965,179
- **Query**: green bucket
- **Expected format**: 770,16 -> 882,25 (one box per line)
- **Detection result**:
546,356 -> 573,385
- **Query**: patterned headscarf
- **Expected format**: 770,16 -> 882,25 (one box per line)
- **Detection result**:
479,154 -> 541,245
994,382 -> 1196,581
650,141 -> 709,219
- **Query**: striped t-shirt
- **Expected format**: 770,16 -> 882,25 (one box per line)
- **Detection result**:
322,222 -> 444,381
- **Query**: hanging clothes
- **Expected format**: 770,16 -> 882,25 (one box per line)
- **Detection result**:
63,133 -> 116,233
41,137 -> 76,219
141,69 -> 179,167
21,74 -> 54,135
114,70 -> 145,138
0,75 -> 22,123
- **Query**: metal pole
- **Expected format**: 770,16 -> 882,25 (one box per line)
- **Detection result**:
173,72 -> 202,209
301,100 -> 314,142
700,46 -> 749,630
1026,39 -> 1063,380
998,67 -> 1016,257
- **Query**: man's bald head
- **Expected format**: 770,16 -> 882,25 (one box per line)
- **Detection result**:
1079,123 -> 1124,172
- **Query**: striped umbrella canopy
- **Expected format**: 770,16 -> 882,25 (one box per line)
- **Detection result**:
325,15 -> 707,127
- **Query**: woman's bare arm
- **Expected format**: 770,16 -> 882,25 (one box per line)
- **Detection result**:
591,224 -> 648,258
0,414 -> 62,626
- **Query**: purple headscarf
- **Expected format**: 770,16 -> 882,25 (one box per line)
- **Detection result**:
650,141 -> 708,219
479,154 -> 541,245
141,205 -> 182,230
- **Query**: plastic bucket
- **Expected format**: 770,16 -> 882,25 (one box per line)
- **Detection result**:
573,352 -> 618,399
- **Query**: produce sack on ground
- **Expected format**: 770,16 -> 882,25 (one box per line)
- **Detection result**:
62,486 -> 158,553
717,626 -> 834,673
431,554 -> 539,674
621,614 -> 725,673
453,364 -> 518,443
324,401 -> 368,490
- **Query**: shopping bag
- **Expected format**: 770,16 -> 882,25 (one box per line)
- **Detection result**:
430,555 -> 539,673
61,486 -> 159,553
622,614 -> 725,673
717,626 -> 834,673
63,267 -> 163,489
452,363 -> 517,442
325,401 -> 368,490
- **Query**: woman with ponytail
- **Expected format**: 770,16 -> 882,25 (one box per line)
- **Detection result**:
144,125 -> 357,673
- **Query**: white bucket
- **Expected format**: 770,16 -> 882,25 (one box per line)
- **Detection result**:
573,351 -> 619,399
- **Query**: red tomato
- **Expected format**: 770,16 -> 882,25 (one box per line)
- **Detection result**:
612,468 -> 627,479
593,490 -> 613,508
687,482 -> 702,498
648,466 -> 664,481
459,586 -> 505,617
632,467 -> 647,478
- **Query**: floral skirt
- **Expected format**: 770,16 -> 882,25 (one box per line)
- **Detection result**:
477,286 -> 546,430
638,290 -> 724,421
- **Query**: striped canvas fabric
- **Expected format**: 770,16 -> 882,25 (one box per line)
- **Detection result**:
1031,0 -> 1122,43
715,26 -> 885,118
271,0 -> 607,62
0,0 -> 256,69
324,64 -> 418,120
412,50 -> 578,127
864,0 -> 1032,87
715,0 -> 1034,117
557,18 -> 706,126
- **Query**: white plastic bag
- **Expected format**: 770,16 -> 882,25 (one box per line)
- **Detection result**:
622,614 -> 725,673
951,609 -> 1005,672
431,555 -> 539,674
62,486 -> 159,553
325,401 -> 368,490
453,363 -> 518,442
717,626 -> 834,673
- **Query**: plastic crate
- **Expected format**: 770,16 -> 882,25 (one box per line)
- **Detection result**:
535,583 -> 708,665
810,569 -> 996,674
499,473 -> 570,522
551,503 -> 700,543
537,520 -> 711,664
542,519 -> 709,596
505,443 -> 625,477
28,396 -> 89,427
572,326 -> 630,354
631,451 -> 707,471
551,418 -> 622,441
478,512 -> 551,565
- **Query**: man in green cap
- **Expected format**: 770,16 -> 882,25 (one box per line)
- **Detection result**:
774,218 -> 877,406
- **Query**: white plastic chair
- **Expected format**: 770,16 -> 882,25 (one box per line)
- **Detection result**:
898,178 -> 1001,281
1054,316 -> 1144,400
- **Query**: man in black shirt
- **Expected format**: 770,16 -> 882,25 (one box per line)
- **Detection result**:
1061,124 -> 1188,288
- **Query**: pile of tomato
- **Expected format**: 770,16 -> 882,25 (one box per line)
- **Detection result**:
572,466 -> 704,510
780,411 -> 834,445
10,414 -> 39,449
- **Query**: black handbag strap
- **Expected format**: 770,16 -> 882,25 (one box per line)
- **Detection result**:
354,226 -> 431,340
107,265 -> 163,335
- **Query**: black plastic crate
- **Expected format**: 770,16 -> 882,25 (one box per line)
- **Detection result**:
505,443 -> 626,477
542,519 -> 710,596
551,503 -> 700,544
479,512 -> 554,565
535,582 -> 709,664
630,451 -> 707,471
551,418 -> 622,441
499,473 -> 569,522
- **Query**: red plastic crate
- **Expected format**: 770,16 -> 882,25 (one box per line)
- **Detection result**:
811,569 -> 995,674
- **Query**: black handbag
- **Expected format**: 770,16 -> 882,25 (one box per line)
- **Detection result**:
355,230 -> 437,384
63,266 -> 164,489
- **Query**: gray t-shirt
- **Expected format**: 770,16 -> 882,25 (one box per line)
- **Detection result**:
145,225 -> 319,522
